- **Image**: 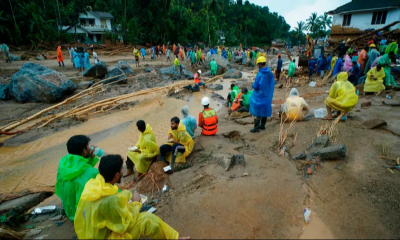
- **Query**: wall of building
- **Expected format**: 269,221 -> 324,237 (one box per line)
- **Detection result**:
331,8 -> 400,36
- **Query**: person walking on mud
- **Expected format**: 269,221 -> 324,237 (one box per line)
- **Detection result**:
249,56 -> 275,132
57,46 -> 65,67
133,47 -> 140,67
166,48 -> 171,63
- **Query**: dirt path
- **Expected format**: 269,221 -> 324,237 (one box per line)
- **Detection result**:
0,54 -> 399,238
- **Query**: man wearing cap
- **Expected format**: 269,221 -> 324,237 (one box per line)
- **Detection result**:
194,70 -> 206,91
249,56 -> 275,133
198,97 -> 218,136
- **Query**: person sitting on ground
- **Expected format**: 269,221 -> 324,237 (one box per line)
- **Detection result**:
227,83 -> 240,107
231,87 -> 253,113
309,58 -> 316,80
198,97 -> 218,136
364,44 -> 380,75
159,117 -> 194,171
249,56 -> 275,132
364,64 -> 386,94
194,70 -> 206,91
288,59 -> 296,83
378,53 -> 398,88
210,59 -> 218,76
348,61 -> 361,86
323,72 -> 358,120
55,135 -> 99,220
74,154 -> 187,239
343,52 -> 353,71
125,120 -> 159,178
281,88 -> 309,121
181,106 -> 197,139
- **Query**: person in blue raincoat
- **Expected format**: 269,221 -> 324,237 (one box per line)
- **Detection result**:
181,106 -> 197,138
332,57 -> 343,76
78,51 -> 85,72
73,48 -> 81,72
141,48 -> 146,60
84,49 -> 91,70
316,55 -> 323,74
326,54 -> 332,71
222,48 -> 227,59
249,56 -> 275,133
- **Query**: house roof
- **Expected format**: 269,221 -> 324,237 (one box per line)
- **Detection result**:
91,11 -> 114,19
328,0 -> 400,14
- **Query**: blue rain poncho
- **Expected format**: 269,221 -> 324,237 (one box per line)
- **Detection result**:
73,51 -> 80,68
332,57 -> 343,76
250,67 -> 275,118
78,52 -> 84,68
316,56 -> 323,73
141,48 -> 146,56
222,50 -> 227,59
326,55 -> 332,70
181,106 -> 197,138
84,52 -> 91,69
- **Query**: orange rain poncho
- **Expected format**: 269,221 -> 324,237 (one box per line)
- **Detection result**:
163,45 -> 166,54
324,72 -> 358,112
173,44 -> 176,53
57,46 -> 64,62
74,174 -> 179,239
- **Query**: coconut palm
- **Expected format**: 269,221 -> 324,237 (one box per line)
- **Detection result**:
318,12 -> 332,30
203,0 -> 223,47
294,21 -> 305,41
305,12 -> 319,34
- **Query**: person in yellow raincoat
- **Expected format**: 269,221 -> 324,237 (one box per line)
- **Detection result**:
125,120 -> 159,177
323,72 -> 358,120
364,64 -> 386,93
217,46 -> 221,56
330,55 -> 338,71
281,88 -> 309,121
74,155 -> 186,239
159,117 -> 194,171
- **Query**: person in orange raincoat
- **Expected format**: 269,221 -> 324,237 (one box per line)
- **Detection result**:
163,44 -> 166,55
57,46 -> 65,67
173,44 -> 176,54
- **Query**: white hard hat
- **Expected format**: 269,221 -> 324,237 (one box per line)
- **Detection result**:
197,70 -> 202,74
201,97 -> 210,106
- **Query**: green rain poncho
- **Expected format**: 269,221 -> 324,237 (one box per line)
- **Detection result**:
230,86 -> 240,102
55,154 -> 99,220
288,61 -> 296,77
242,90 -> 253,107
252,51 -> 256,60
190,51 -> 196,63
385,42 -> 398,55
228,51 -> 232,61
378,54 -> 398,87
196,50 -> 202,61
210,60 -> 218,74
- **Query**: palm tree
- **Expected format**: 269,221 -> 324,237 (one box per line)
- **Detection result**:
203,0 -> 223,47
305,12 -> 318,34
318,13 -> 332,30
294,21 -> 305,42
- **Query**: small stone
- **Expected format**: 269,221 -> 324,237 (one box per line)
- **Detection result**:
243,173 -> 249,176
361,101 -> 371,108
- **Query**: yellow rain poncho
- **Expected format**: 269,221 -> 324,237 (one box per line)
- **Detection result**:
282,88 -> 309,121
324,72 -> 358,112
330,56 -> 338,70
364,67 -> 386,93
126,124 -> 159,174
217,47 -> 221,56
165,122 -> 194,163
174,58 -> 180,66
75,174 -> 179,239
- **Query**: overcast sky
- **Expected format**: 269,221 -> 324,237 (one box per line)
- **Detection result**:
249,0 -> 351,29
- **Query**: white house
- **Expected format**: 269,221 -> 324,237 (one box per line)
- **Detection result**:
328,0 -> 400,40
60,11 -> 122,43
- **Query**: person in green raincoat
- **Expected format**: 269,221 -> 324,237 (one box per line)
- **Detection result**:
196,49 -> 202,65
55,135 -> 99,220
385,42 -> 398,55
190,50 -> 196,67
252,50 -> 256,62
288,59 -> 296,83
378,54 -> 398,87
210,58 -> 218,76
227,83 -> 240,107
256,51 -> 261,61
228,50 -> 232,61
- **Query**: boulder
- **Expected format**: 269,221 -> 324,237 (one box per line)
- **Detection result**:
10,63 -> 76,103
205,54 -> 231,73
202,71 -> 211,77
241,54 -> 248,65
223,69 -> 243,79
82,61 -> 108,78
9,54 -> 21,61
309,145 -> 346,160
0,84 -> 10,100
115,61 -> 134,75
214,154 -> 246,171
363,119 -> 387,129
207,83 -> 223,91
159,65 -> 194,79
76,81 -> 94,90
234,56 -> 243,63
104,67 -> 127,84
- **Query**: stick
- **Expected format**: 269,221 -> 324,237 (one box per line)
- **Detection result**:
376,156 -> 395,161
293,132 -> 298,147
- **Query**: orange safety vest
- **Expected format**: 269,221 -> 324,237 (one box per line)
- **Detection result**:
194,73 -> 200,84
201,108 -> 218,135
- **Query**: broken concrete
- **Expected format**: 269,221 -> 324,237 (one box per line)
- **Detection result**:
363,119 -> 388,129
0,192 -> 53,214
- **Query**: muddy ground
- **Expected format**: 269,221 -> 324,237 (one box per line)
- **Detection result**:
0,51 -> 399,239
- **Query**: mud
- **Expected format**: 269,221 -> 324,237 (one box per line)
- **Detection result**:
0,53 -> 400,239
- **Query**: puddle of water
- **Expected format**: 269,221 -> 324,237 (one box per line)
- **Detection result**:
299,212 -> 335,239
0,90 -> 220,194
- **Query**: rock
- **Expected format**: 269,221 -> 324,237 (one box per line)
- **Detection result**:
248,62 -> 255,67
363,119 -> 387,129
0,84 -> 10,100
104,67 -> 127,84
382,99 -> 400,106
0,192 -> 53,214
310,145 -> 346,160
214,154 -> 246,171
241,54 -> 248,65
361,101 -> 371,108
76,81 -> 94,90
145,67 -> 158,73
207,84 -> 223,91
234,56 -> 243,63
234,154 -> 246,166
25,229 -> 42,238
210,93 -> 224,100
223,69 -> 243,79
36,55 -> 44,61
82,61 -> 108,78
9,54 -> 21,61
205,54 -> 232,73
202,71 -> 211,77
115,61 -> 134,75
292,135 -> 330,160
10,63 -> 76,103
159,65 -> 194,79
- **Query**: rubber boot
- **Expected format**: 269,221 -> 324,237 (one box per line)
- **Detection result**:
62,62 -> 65,67
58,62 -> 61,67
259,117 -> 267,130
250,118 -> 260,133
